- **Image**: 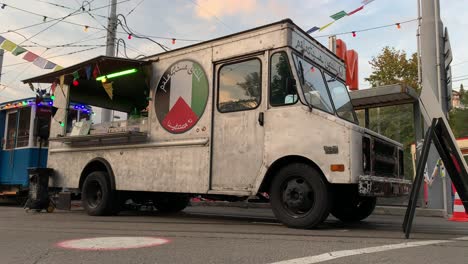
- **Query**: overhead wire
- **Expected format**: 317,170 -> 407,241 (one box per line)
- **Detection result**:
126,0 -> 145,16
186,0 -> 233,33
313,18 -> 420,38
117,14 -> 170,51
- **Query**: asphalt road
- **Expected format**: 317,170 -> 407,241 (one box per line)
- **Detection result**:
0,203 -> 467,264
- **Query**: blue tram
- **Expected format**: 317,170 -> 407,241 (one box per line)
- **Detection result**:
0,97 -> 91,197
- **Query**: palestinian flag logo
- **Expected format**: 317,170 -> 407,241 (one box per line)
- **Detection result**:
155,60 -> 209,133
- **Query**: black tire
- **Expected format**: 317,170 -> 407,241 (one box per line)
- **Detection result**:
331,194 -> 376,223
82,171 -> 118,216
153,193 -> 190,213
270,163 -> 331,229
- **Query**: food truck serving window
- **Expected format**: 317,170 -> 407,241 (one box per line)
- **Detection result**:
4,107 -> 31,149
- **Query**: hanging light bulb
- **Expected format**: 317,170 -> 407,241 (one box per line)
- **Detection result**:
43,16 -> 47,22
172,38 -> 176,45
128,34 -> 132,40
352,31 -> 356,37
84,26 -> 89,32
1,4 -> 6,9
59,121 -> 65,127
396,23 -> 401,29
51,94 -> 55,100
73,79 -> 79,86
310,67 -> 315,73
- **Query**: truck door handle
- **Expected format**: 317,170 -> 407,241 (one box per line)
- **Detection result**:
258,112 -> 264,126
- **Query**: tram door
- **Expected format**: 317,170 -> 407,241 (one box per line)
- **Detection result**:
0,108 -> 32,186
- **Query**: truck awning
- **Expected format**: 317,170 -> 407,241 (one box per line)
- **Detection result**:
22,56 -> 151,84
350,84 -> 419,110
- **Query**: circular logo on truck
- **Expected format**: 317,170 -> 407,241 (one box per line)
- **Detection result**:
155,60 -> 209,133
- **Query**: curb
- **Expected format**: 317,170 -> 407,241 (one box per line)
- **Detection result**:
190,201 -> 446,218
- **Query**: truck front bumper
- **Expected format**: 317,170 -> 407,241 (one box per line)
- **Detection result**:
358,175 -> 412,197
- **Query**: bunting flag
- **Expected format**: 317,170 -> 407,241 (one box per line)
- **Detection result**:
85,65 -> 92,80
12,46 -> 27,56
59,75 -> 64,90
92,64 -> 100,78
319,21 -> 335,32
33,57 -> 48,68
102,82 -> 113,99
0,35 -> 62,70
72,71 -> 80,80
54,65 -> 64,71
330,10 -> 347,20
51,82 -> 57,94
23,51 -> 39,62
305,1 -> 376,34
348,6 -> 364,16
44,61 -> 56,69
306,26 -> 320,34
1,40 -> 16,52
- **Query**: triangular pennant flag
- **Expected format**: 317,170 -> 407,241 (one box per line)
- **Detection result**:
59,75 -> 64,90
0,36 -> 5,45
43,61 -> 56,69
1,39 -> 17,52
348,6 -> 364,16
319,21 -> 335,31
102,82 -> 113,99
54,65 -> 64,71
72,71 -> 80,80
12,46 -> 27,56
306,26 -> 320,34
92,64 -> 100,79
23,51 -> 39,62
33,57 -> 48,68
330,10 -> 347,20
51,82 -> 57,94
85,65 -> 92,80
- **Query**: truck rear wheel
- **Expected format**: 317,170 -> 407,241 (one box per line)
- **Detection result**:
153,193 -> 190,213
270,163 -> 330,229
82,171 -> 117,216
331,195 -> 376,223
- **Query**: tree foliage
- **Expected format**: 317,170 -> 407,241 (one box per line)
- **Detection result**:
365,47 -> 418,90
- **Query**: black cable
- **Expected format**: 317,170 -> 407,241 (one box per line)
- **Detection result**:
117,14 -> 170,51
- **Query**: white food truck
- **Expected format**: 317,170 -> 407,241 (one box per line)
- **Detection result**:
23,19 -> 410,228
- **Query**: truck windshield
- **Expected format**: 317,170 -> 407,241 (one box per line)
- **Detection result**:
324,73 -> 358,123
292,54 -> 334,114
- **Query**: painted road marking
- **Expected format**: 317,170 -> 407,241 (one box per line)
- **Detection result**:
56,236 -> 170,251
270,239 -> 454,264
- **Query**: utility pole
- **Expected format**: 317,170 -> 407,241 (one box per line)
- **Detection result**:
102,0 -> 117,123
419,0 -> 452,216
0,49 -> 4,83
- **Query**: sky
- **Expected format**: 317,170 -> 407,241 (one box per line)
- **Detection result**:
0,0 -> 467,103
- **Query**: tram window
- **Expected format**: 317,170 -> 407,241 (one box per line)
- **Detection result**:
16,108 -> 31,148
5,112 -> 18,150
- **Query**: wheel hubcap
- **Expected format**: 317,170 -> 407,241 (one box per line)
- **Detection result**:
281,177 -> 314,217
86,181 -> 103,208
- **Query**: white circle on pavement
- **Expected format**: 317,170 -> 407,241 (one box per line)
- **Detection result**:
56,236 -> 170,251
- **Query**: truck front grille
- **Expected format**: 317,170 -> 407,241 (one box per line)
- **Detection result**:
363,136 -> 403,179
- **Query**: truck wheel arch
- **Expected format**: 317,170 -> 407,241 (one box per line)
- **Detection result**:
79,158 -> 116,190
259,155 -> 328,193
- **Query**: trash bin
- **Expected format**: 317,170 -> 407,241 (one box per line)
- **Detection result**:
27,168 -> 54,210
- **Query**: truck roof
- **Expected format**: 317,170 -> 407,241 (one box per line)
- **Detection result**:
144,18 -> 343,63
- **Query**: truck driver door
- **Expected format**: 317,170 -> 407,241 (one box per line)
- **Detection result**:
211,55 -> 266,192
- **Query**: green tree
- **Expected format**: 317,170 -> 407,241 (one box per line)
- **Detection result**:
365,47 -> 418,90
364,47 -> 418,178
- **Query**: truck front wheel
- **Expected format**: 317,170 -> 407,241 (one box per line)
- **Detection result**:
270,163 -> 331,229
153,193 -> 190,213
331,195 -> 376,223
82,171 -> 117,216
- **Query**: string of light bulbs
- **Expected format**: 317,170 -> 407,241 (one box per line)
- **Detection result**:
313,18 -> 420,38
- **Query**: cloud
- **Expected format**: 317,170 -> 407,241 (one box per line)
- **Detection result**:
194,0 -> 257,20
